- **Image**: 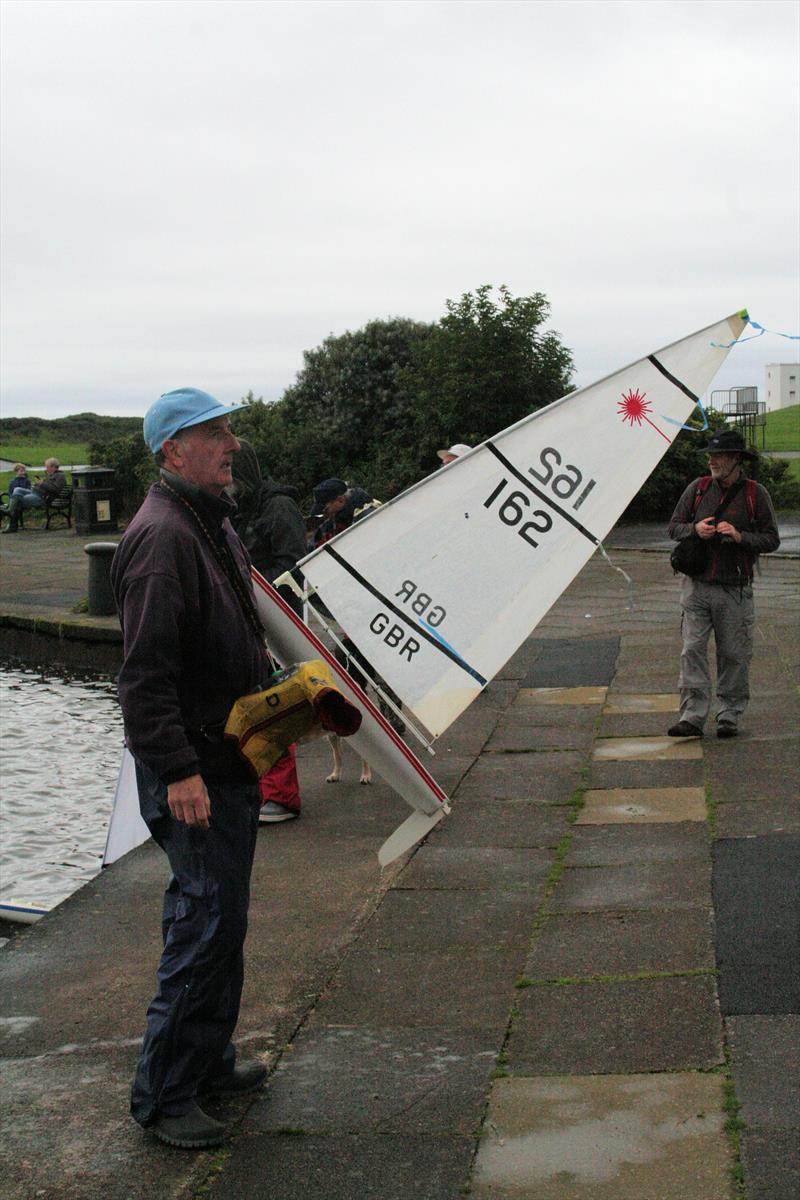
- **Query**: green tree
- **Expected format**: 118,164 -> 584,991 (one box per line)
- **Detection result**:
238,319 -> 436,502
403,284 -> 574,479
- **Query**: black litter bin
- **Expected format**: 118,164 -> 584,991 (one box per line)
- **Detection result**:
72,467 -> 118,535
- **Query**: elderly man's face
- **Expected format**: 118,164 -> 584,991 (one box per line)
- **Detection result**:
163,417 -> 241,495
707,452 -> 740,481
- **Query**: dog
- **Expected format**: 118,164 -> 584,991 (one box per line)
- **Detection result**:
326,733 -> 372,785
325,637 -> 405,787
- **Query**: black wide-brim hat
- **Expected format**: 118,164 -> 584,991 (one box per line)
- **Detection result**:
700,429 -> 759,460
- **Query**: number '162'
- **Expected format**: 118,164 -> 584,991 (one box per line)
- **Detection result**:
483,479 -> 553,548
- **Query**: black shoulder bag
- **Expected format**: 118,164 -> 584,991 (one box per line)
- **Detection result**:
670,480 -> 745,578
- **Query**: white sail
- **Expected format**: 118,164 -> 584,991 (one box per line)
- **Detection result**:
297,311 -> 748,738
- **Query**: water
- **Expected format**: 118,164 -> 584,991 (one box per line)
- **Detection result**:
0,664 -> 125,911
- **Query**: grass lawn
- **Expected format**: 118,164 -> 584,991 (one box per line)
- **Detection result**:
0,440 -> 89,467
0,441 -> 89,496
763,404 -> 800,452
783,459 -> 800,485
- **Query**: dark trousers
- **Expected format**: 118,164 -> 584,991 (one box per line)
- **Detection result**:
131,761 -> 261,1125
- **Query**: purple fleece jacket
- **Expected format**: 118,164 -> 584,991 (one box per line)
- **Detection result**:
111,474 -> 270,784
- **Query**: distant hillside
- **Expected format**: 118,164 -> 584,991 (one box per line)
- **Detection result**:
0,413 -> 142,443
763,403 -> 800,452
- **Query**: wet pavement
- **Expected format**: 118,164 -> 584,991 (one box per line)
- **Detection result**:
0,523 -> 798,1199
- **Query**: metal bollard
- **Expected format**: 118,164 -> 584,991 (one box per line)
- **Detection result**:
84,542 -> 118,616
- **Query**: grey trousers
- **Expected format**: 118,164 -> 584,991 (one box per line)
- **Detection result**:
678,577 -> 755,729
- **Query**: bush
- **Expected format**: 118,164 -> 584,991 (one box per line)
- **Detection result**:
87,433 -> 157,519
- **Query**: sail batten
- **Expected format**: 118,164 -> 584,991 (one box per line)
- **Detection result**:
299,312 -> 747,738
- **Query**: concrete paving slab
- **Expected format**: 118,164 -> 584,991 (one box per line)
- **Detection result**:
588,759 -> 705,789
520,637 -> 620,687
726,1015 -> 800,1129
507,975 -> 723,1073
598,711 -> 681,738
471,1073 -> 730,1200
243,1025 -> 499,1135
566,822 -> 710,866
206,1132 -> 475,1200
576,786 -> 707,824
526,910 -> 716,978
714,798 -> 800,837
707,749 -> 800,803
515,686 -> 607,706
500,702 -> 598,728
397,845 -> 553,891
604,673 -> 682,694
713,834 -> 800,1014
593,736 -> 703,761
549,861 -> 711,913
736,1128 -> 800,1200
432,798 -> 572,848
312,946 -> 522,1029
603,693 -> 679,713
485,723 -> 595,752
455,752 -> 584,802
0,1043 -> 205,1200
358,888 -> 537,951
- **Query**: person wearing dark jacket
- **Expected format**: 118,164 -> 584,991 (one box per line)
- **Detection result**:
230,439 -> 307,615
310,478 -> 380,548
231,440 -> 307,823
111,388 -> 270,1150
667,428 -> 780,739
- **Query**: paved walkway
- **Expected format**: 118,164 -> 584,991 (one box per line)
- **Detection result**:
0,527 -> 798,1199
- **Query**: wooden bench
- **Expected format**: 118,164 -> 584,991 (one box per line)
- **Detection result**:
45,487 -> 73,529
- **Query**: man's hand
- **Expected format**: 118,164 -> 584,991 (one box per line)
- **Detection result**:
167,774 -> 211,828
715,520 -> 742,543
695,517 -> 718,540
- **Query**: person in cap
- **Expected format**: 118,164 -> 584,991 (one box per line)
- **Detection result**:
667,428 -> 779,739
111,388 -> 270,1148
436,442 -> 472,466
310,477 -> 380,548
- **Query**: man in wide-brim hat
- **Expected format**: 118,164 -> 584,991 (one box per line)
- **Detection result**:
667,426 -> 780,739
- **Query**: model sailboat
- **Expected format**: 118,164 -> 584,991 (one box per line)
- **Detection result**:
107,311 -> 747,868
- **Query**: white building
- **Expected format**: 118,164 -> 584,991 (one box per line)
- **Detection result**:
764,363 -> 799,410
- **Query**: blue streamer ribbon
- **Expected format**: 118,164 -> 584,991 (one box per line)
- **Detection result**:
661,316 -> 797,435
711,318 -> 800,349
661,396 -> 709,432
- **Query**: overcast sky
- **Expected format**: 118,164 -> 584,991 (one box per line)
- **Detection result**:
1,0 -> 798,420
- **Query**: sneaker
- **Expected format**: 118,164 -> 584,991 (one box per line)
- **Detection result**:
667,720 -> 703,738
202,1060 -> 267,1098
150,1101 -> 225,1149
717,721 -> 738,738
258,801 -> 299,823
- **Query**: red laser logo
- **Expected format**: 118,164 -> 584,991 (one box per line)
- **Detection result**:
617,388 -> 671,443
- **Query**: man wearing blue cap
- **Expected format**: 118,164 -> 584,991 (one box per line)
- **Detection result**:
111,388 -> 270,1148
